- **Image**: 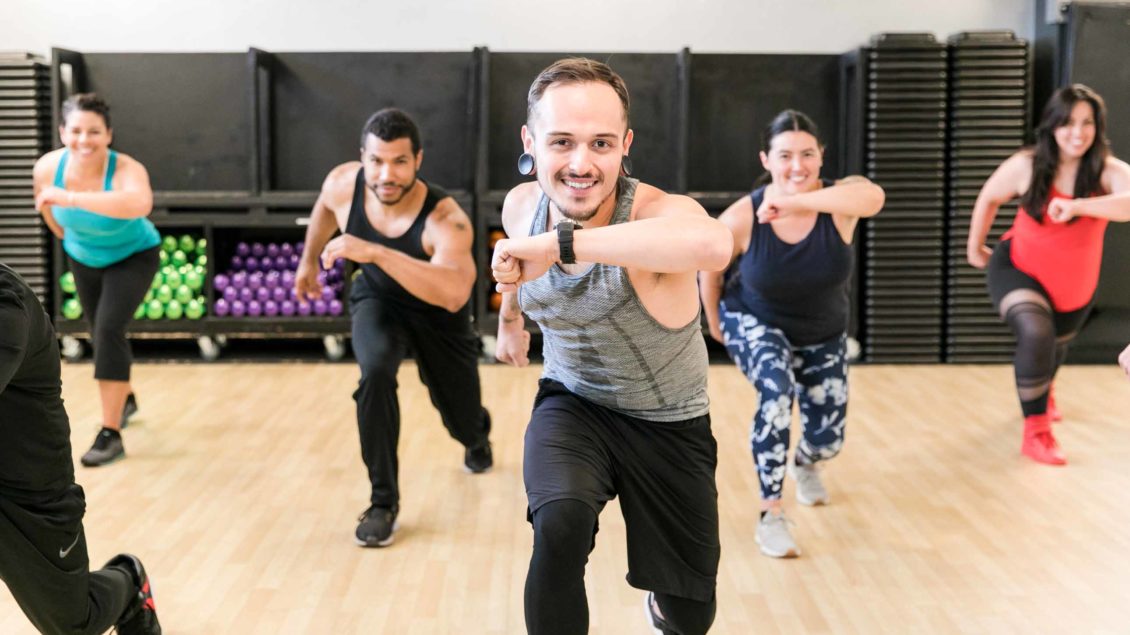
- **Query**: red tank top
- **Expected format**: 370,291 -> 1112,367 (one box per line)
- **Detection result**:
1003,186 -> 1107,312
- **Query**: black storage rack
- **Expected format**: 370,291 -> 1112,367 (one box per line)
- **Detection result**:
860,34 -> 949,362
0,54 -> 52,310
944,31 -> 1031,362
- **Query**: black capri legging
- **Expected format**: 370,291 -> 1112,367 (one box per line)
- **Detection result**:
68,246 -> 160,381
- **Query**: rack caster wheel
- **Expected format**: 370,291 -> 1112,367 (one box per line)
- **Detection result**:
323,335 -> 346,361
60,336 -> 84,362
198,335 -> 222,362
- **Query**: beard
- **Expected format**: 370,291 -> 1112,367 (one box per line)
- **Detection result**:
368,173 -> 418,205
545,172 -> 618,223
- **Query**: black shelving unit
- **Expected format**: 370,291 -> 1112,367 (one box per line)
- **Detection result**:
859,34 -> 949,362
0,53 -> 51,309
945,31 -> 1031,362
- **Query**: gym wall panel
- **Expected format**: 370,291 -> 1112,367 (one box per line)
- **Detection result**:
687,54 -> 842,193
81,53 -> 251,191
269,52 -> 477,192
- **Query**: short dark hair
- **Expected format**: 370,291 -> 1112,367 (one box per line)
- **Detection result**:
527,58 -> 630,129
360,108 -> 421,155
61,93 -> 111,129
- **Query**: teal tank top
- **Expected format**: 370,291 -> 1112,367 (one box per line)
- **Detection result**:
52,150 -> 160,268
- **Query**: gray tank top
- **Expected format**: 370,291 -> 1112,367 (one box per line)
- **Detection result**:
518,177 -> 710,422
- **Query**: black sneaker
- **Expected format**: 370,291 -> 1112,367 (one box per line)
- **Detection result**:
105,553 -> 162,635
643,592 -> 674,635
120,393 -> 138,429
355,505 -> 398,547
81,428 -> 125,467
464,442 -> 493,474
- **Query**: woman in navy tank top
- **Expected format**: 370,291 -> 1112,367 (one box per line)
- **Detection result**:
700,110 -> 884,558
33,93 -> 160,467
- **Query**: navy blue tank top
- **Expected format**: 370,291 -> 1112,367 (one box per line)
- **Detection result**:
721,179 -> 853,345
346,169 -> 470,326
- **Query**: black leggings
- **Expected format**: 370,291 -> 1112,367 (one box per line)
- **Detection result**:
0,485 -> 134,634
350,297 -> 489,508
68,247 -> 159,382
525,500 -> 717,635
987,241 -> 1091,416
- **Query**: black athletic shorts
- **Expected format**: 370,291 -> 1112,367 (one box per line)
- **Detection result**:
987,239 -> 1092,335
523,378 -> 720,602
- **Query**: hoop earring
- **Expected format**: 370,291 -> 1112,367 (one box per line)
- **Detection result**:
517,153 -> 536,176
620,155 -> 633,176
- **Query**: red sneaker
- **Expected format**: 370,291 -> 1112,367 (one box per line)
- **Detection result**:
1022,414 -> 1066,465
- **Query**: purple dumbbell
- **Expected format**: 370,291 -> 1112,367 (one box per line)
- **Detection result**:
214,298 -> 230,317
222,286 -> 238,303
313,299 -> 327,316
267,243 -> 279,259
238,287 -> 253,303
245,256 -> 259,273
264,271 -> 279,290
236,242 -> 251,257
251,242 -> 265,258
280,300 -> 296,317
321,286 -> 335,302
247,300 -> 262,317
271,287 -> 287,303
230,271 -> 247,289
248,272 -> 263,291
214,273 -> 229,291
255,287 -> 270,303
263,300 -> 279,317
280,243 -> 294,258
231,255 -> 244,271
288,254 -> 300,270
297,301 -> 312,317
230,300 -> 246,317
328,299 -> 343,316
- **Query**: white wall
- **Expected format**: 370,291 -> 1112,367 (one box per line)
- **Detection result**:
5,0 -> 1034,58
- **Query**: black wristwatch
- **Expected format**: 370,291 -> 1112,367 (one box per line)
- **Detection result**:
556,220 -> 580,264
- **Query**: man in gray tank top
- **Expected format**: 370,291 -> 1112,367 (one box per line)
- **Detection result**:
492,58 -> 732,635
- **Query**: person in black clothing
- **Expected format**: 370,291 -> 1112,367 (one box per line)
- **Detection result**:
0,262 -> 161,634
295,108 -> 492,548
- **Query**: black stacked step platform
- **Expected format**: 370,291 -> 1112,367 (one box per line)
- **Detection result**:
862,34 -> 947,362
945,31 -> 1030,362
0,53 -> 52,307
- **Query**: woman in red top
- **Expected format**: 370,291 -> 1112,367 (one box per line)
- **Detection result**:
968,85 -> 1130,465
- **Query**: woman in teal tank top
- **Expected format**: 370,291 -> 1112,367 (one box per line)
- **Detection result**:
33,93 -> 160,467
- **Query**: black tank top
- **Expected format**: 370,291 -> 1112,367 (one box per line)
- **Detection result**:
346,169 -> 470,325
721,179 -> 852,345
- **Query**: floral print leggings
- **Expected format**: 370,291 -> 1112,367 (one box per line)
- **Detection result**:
719,301 -> 849,501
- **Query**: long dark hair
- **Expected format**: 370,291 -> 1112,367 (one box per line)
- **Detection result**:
755,109 -> 823,187
1020,84 -> 1109,219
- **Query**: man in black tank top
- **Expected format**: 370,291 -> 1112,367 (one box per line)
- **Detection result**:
1,262 -> 161,634
295,108 -> 491,548
492,59 -> 733,635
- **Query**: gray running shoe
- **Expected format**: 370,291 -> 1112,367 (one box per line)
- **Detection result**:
790,462 -> 830,506
756,510 -> 800,558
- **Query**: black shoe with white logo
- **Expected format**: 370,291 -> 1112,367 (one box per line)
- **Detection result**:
355,505 -> 399,547
81,428 -> 125,467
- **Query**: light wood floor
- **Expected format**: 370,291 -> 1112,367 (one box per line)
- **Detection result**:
3,362 -> 1130,634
